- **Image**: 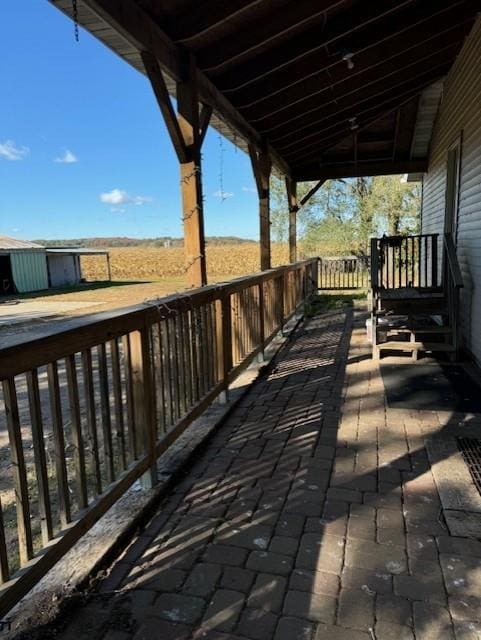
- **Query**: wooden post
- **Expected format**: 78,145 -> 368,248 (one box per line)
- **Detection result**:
106,253 -> 112,281
177,61 -> 207,288
286,177 -> 298,263
130,328 -> 157,489
142,51 -> 212,288
249,144 -> 272,271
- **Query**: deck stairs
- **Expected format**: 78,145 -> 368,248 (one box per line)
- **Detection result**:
370,233 -> 463,360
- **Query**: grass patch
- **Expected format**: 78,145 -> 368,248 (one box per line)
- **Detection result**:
305,291 -> 367,316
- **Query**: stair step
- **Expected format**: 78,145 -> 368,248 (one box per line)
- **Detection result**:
378,341 -> 455,352
383,327 -> 451,333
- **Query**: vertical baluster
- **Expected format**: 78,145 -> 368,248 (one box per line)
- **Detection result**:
188,310 -> 199,404
170,316 -> 181,421
195,307 -> 205,398
179,312 -> 191,411
47,362 -> 71,527
259,282 -> 265,355
391,245 -> 396,289
174,315 -> 186,415
26,370 -> 54,542
432,235 -> 438,288
82,349 -> 103,492
109,339 -> 127,469
205,304 -> 214,389
411,236 -> 415,286
121,335 -> 137,461
3,378 -> 34,564
0,497 -> 9,583
97,344 -> 114,483
417,236 -> 421,287
160,321 -> 174,426
424,236 -> 428,287
398,242 -> 402,288
64,356 -> 88,509
206,304 -> 215,386
152,324 -> 166,435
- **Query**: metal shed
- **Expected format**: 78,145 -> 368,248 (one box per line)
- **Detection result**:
45,247 -> 111,287
0,236 -> 49,294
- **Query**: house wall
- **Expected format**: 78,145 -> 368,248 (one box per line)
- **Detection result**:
421,16 -> 481,363
47,254 -> 81,287
9,251 -> 49,293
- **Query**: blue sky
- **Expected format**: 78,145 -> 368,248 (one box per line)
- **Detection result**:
0,1 -> 260,240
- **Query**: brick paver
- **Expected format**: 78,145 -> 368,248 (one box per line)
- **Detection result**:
53,306 -> 481,639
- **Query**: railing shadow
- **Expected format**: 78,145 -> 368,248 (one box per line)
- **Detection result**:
9,304 -> 477,639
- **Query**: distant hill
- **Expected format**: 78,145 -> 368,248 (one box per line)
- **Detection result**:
34,236 -> 256,248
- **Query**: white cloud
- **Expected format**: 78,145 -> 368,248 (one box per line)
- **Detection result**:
212,189 -> 234,200
110,207 -> 126,214
100,188 -> 153,207
242,186 -> 257,193
0,140 -> 29,161
55,149 -> 78,164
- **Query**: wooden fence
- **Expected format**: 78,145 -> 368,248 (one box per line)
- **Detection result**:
318,256 -> 369,290
0,258 -> 318,615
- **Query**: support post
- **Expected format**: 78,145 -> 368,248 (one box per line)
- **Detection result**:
286,177 -> 298,263
249,144 -> 272,271
130,328 -> 157,489
142,50 -> 212,288
106,253 -> 112,281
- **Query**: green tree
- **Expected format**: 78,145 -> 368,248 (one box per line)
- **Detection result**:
269,174 -> 421,256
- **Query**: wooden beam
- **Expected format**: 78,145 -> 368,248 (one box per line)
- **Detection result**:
78,0 -> 291,176
199,103 -> 213,147
224,1 -> 470,103
293,159 -> 428,182
285,178 -> 298,263
283,71 -> 448,166
214,0 -> 416,87
249,25 -> 467,128
177,58 -> 207,288
300,180 -> 326,207
393,97 -> 420,161
249,145 -> 272,270
141,50 -> 188,163
272,54 -> 456,149
197,0 -> 347,73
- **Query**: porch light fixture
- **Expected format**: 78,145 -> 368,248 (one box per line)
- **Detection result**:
342,51 -> 354,70
349,117 -> 359,131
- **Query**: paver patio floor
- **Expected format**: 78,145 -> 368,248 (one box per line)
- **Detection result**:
51,306 -> 481,640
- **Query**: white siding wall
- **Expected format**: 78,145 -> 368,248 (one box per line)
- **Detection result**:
422,17 -> 481,363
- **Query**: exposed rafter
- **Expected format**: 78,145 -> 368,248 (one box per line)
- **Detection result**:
51,0 -> 479,181
294,160 -> 428,182
220,0 -> 469,100
247,24 -> 467,127
78,0 -> 290,176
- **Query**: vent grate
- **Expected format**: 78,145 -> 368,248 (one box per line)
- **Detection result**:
457,437 -> 481,495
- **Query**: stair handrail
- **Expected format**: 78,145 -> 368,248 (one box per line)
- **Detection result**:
443,232 -> 464,288
443,232 -> 463,357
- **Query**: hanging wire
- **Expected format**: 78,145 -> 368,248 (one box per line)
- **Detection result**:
72,0 -> 80,42
218,134 -> 227,202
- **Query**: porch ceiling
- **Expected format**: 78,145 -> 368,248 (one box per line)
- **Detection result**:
50,0 -> 478,180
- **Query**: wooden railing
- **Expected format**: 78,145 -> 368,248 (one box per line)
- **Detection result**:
319,256 -> 369,290
0,258 -> 318,615
370,233 -> 440,290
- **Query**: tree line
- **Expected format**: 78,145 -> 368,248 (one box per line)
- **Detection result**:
271,175 -> 421,257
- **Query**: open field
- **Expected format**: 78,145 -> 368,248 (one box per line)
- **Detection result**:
0,244 -> 295,337
81,243 -> 291,281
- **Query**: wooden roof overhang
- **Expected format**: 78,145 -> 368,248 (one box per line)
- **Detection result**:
50,0 -> 479,181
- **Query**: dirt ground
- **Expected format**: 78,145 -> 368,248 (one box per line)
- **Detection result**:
0,277 -> 234,340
